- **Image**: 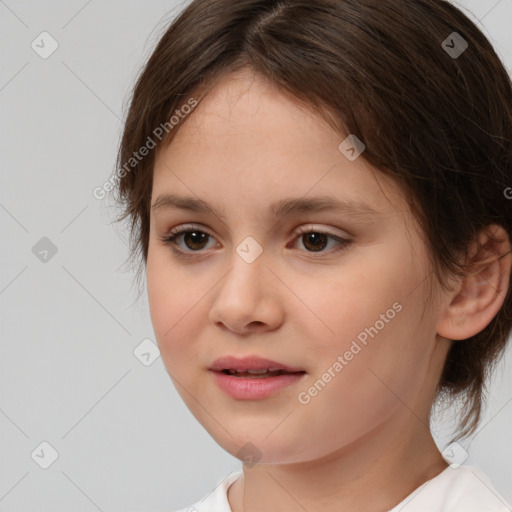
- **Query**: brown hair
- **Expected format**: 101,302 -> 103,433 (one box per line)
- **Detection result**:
113,0 -> 512,440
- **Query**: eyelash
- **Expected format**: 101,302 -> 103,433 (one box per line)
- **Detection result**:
159,224 -> 352,259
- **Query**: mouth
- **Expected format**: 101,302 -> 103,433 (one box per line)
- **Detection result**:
209,355 -> 306,375
218,368 -> 306,378
208,355 -> 307,399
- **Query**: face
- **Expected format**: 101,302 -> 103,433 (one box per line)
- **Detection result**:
146,68 -> 449,465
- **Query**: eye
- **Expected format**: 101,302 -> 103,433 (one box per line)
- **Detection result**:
159,224 -> 352,258
160,224 -> 218,257
290,226 -> 352,254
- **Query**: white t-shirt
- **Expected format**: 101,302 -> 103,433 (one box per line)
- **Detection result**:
173,465 -> 511,512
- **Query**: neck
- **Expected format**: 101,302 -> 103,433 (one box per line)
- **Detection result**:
228,412 -> 448,512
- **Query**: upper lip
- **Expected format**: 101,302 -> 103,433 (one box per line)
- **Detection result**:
209,355 -> 305,373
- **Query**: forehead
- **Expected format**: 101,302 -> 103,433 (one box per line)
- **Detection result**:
162,69 -> 341,155
152,69 -> 409,221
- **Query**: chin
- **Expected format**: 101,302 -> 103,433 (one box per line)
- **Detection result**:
210,430 -> 311,466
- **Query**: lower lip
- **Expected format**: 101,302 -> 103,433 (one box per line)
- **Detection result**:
210,371 -> 306,400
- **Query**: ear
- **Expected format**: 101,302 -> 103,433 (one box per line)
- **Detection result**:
437,224 -> 512,340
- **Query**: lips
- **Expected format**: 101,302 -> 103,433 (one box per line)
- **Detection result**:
209,355 -> 307,399
209,355 -> 306,374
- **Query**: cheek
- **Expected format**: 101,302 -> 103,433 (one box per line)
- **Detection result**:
291,314 -> 430,460
146,250 -> 205,370
306,304 -> 434,445
298,246 -> 431,405
301,249 -> 415,354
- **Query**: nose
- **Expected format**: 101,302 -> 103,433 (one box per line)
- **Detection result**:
208,249 -> 284,335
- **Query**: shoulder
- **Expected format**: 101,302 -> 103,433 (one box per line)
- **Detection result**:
389,465 -> 511,512
172,470 -> 242,512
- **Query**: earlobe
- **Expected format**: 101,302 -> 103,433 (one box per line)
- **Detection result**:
437,224 -> 512,341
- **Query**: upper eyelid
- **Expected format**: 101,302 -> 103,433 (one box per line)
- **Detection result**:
166,223 -> 350,240
163,224 -> 351,257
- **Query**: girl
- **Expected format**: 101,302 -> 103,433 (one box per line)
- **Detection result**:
113,0 -> 512,510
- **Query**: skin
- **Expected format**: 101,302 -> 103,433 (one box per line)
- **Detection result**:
146,68 -> 511,512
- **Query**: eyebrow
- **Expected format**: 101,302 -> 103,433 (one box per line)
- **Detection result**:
151,193 -> 380,220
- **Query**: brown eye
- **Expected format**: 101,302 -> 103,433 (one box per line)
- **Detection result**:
160,224 -> 352,259
180,231 -> 210,250
291,228 -> 351,255
161,225 -> 218,257
301,232 -> 329,252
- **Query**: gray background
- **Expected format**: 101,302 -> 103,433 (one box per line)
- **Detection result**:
1,0 -> 511,510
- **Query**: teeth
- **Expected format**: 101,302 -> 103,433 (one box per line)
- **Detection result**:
225,368 -> 284,375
